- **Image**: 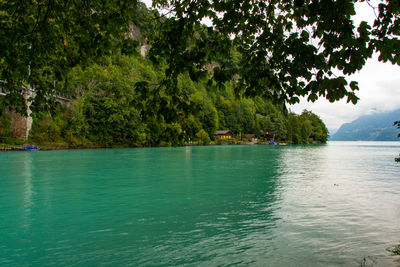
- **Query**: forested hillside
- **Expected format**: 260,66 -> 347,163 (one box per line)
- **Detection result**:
0,2 -> 328,148
23,53 -> 327,147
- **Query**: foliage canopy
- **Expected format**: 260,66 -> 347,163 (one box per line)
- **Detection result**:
0,0 -> 140,108
1,1 -> 398,144
150,0 -> 400,103
1,0 -> 399,107
0,53 -> 328,147
0,1 -> 331,146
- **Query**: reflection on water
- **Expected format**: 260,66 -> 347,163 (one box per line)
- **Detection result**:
0,142 -> 400,266
21,152 -> 34,228
21,153 -> 34,206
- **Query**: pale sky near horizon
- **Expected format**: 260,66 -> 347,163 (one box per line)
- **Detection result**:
142,0 -> 400,131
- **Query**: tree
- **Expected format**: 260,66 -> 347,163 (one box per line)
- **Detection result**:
150,0 -> 400,104
298,109 -> 328,142
184,114 -> 202,139
300,119 -> 313,144
2,1 -> 399,107
395,121 -> 400,138
287,113 -> 301,144
0,0 -> 140,110
271,113 -> 288,140
196,129 -> 210,145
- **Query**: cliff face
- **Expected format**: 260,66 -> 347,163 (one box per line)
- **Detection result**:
8,91 -> 35,140
330,109 -> 400,141
10,110 -> 32,140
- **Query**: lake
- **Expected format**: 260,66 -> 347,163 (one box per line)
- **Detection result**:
1,142 -> 400,266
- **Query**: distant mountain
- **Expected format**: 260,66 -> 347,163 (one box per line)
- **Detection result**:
328,128 -> 338,136
330,109 -> 400,141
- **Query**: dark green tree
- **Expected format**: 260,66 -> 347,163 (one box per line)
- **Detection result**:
150,0 -> 400,104
395,121 -> 400,138
0,0 -> 141,110
299,110 -> 328,142
287,113 -> 301,144
196,129 -> 211,145
300,119 -> 313,144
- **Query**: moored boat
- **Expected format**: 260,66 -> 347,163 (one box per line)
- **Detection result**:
23,146 -> 38,150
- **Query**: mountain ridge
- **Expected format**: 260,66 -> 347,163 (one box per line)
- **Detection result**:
330,109 -> 400,141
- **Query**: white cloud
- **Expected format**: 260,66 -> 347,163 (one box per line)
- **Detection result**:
141,0 -> 152,8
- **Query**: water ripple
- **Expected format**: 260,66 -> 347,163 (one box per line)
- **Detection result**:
0,142 -> 400,265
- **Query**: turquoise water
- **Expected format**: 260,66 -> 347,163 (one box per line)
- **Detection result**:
1,142 -> 400,266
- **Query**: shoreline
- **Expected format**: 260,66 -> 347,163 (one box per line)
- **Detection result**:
0,141 -> 328,152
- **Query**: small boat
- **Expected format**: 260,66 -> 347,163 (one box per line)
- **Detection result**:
395,157 -> 400,162
269,141 -> 276,145
23,146 -> 38,150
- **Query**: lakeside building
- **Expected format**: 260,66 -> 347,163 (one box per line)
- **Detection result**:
214,130 -> 233,140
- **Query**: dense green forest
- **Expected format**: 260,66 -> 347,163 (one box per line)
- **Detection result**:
8,52 -> 327,148
0,2 -> 330,148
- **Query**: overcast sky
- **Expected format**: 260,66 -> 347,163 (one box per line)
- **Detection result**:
142,0 -> 400,131
290,1 -> 400,131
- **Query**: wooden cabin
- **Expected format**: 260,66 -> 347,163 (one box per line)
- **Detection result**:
214,130 -> 233,140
